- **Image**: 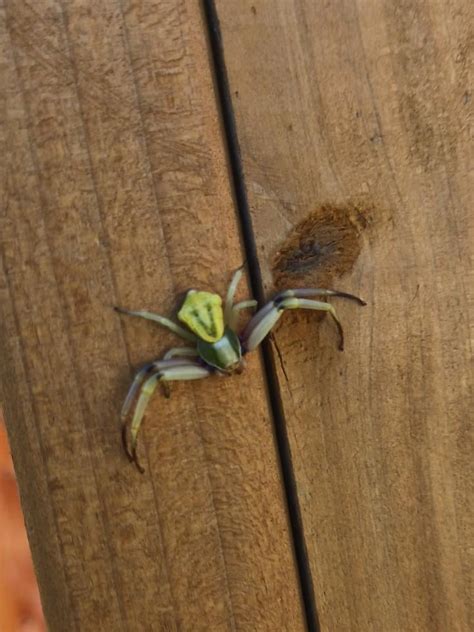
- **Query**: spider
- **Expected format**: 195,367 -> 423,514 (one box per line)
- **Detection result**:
115,266 -> 366,472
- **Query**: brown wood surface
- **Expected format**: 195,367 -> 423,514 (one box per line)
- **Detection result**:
0,2 -> 306,631
216,1 -> 473,630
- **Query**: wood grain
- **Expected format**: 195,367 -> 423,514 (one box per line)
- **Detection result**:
216,1 -> 473,630
0,1 -> 305,630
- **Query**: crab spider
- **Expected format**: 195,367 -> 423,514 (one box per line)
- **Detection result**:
115,267 -> 366,472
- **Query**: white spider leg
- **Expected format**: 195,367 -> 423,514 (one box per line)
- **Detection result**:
273,288 -> 366,305
228,299 -> 258,331
123,362 -> 211,473
161,348 -> 199,396
242,288 -> 365,350
233,299 -> 258,311
243,297 -> 348,353
224,265 -> 245,325
242,304 -> 283,352
241,301 -> 275,341
114,307 -> 198,343
163,347 -> 199,360
120,358 -> 197,424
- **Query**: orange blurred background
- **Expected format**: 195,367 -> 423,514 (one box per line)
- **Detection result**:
0,411 -> 46,632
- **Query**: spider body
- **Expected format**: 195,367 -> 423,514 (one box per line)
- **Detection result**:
177,290 -> 243,372
115,267 -> 365,472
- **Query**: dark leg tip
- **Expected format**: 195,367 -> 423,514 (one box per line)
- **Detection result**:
134,460 -> 145,475
122,420 -> 145,473
335,291 -> 367,306
122,425 -> 131,456
131,448 -> 145,474
161,383 -> 171,399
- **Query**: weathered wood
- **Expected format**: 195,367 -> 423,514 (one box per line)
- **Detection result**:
0,1 -> 305,630
216,0 -> 473,630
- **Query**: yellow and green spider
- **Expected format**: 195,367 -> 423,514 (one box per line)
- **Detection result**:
115,266 -> 366,472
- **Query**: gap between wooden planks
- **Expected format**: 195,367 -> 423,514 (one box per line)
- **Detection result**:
216,1 -> 473,631
0,2 -> 306,631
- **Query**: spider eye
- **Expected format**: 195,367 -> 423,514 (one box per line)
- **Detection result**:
177,291 -> 224,342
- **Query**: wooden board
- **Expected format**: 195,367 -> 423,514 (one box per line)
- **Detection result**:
0,2 -> 305,630
216,1 -> 473,630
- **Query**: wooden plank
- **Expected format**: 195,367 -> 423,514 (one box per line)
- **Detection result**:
0,1 -> 306,630
215,1 -> 473,630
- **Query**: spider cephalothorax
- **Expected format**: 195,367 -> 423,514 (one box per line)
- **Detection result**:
115,267 -> 365,472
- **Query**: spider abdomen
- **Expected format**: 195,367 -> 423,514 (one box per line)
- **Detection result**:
177,290 -> 224,343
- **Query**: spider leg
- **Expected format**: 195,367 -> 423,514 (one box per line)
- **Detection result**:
224,264 -> 246,325
273,288 -> 366,304
163,347 -> 199,360
122,361 -> 211,473
114,306 -> 198,343
120,358 -> 197,427
161,348 -> 199,395
242,289 -> 365,353
228,299 -> 258,330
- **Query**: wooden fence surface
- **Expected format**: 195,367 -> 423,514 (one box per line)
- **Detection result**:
216,1 -> 473,630
0,1 -> 472,631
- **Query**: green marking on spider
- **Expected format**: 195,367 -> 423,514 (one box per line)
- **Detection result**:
115,268 -> 366,472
